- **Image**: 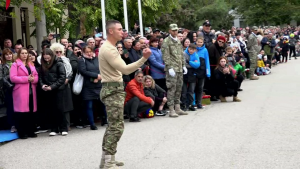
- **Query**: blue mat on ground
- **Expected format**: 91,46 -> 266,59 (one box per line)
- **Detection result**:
0,130 -> 19,143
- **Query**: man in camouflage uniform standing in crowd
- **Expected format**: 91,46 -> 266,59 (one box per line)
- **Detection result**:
247,26 -> 259,80
161,23 -> 188,117
98,20 -> 152,169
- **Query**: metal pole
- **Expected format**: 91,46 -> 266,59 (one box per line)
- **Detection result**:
101,0 -> 106,38
123,0 -> 128,31
138,0 -> 143,37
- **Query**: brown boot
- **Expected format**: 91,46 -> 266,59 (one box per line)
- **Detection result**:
111,155 -> 124,167
175,104 -> 188,115
219,95 -> 227,102
99,154 -> 119,169
233,96 -> 241,102
169,105 -> 178,118
250,76 -> 259,80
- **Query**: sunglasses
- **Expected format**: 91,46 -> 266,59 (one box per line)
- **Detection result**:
56,51 -> 62,54
218,41 -> 225,44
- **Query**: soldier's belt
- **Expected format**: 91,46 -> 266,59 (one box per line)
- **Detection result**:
102,82 -> 124,87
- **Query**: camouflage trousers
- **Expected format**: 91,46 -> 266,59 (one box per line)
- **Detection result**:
166,72 -> 183,107
100,85 -> 125,155
249,51 -> 257,76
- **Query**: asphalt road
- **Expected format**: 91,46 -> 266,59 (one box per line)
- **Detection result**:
1,59 -> 300,169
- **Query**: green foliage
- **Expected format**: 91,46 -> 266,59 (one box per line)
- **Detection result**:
233,0 -> 300,26
155,0 -> 234,31
1,0 -> 179,38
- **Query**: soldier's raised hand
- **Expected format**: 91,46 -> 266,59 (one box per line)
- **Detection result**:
142,48 -> 152,59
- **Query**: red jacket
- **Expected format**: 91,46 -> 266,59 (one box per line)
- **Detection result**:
125,79 -> 152,104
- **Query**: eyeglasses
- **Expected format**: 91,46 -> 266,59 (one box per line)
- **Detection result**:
117,47 -> 122,48
56,51 -> 62,54
218,41 -> 225,44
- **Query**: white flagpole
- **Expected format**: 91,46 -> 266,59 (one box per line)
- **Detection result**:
138,0 -> 143,37
123,0 -> 129,31
101,0 -> 106,38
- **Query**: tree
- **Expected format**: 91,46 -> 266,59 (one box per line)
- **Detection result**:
233,0 -> 300,26
155,0 -> 234,31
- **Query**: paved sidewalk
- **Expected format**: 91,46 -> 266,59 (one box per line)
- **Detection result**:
1,60 -> 300,169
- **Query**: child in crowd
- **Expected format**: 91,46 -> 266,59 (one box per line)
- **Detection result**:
281,37 -> 290,62
182,44 -> 200,111
225,46 -> 244,91
257,54 -> 267,75
274,46 -> 281,64
225,46 -> 236,67
263,56 -> 271,74
195,37 -> 210,109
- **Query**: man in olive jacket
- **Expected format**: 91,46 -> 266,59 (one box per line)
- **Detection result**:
247,26 -> 259,80
161,23 -> 188,117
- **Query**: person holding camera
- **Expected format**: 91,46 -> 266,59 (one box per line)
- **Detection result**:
214,57 -> 241,102
261,32 -> 277,61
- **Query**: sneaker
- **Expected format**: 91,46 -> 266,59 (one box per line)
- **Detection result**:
35,130 -> 46,134
197,104 -> 205,109
129,117 -> 141,122
75,125 -> 84,129
155,110 -> 165,116
11,126 -> 17,133
90,125 -> 98,130
161,110 -> 168,116
49,132 -> 57,136
188,105 -> 196,111
61,132 -> 68,136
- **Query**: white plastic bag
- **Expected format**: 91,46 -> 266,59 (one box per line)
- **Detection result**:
72,73 -> 84,95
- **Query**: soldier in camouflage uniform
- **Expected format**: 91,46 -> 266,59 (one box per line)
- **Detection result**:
161,24 -> 188,117
98,20 -> 152,169
247,26 -> 259,80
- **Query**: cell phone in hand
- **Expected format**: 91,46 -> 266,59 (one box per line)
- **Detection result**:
225,64 -> 229,67
123,49 -> 128,55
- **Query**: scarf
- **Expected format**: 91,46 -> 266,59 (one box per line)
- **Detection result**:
218,64 -> 225,73
60,56 -> 73,78
6,61 -> 13,70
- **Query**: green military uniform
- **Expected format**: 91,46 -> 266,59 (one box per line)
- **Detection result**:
161,24 -> 186,112
247,26 -> 260,79
98,39 -> 147,168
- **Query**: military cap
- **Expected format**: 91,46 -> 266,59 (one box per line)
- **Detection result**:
252,26 -> 258,30
169,24 -> 178,31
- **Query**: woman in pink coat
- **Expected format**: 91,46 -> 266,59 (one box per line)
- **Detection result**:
10,48 -> 38,139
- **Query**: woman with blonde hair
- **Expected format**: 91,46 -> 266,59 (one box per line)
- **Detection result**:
50,43 -> 73,131
10,48 -> 39,139
143,75 -> 168,116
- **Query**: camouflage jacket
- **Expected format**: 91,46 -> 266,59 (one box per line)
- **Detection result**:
161,36 -> 185,72
247,33 -> 260,53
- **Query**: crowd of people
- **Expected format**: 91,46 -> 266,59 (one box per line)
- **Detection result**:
0,21 -> 300,139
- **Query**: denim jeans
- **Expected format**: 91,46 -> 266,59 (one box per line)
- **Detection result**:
256,67 -> 266,75
85,99 -> 107,126
85,100 -> 95,126
181,82 -> 196,106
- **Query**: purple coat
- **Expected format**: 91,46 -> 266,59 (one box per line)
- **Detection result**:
10,59 -> 38,112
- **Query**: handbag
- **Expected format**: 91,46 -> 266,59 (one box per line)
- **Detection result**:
72,58 -> 85,95
72,73 -> 83,95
